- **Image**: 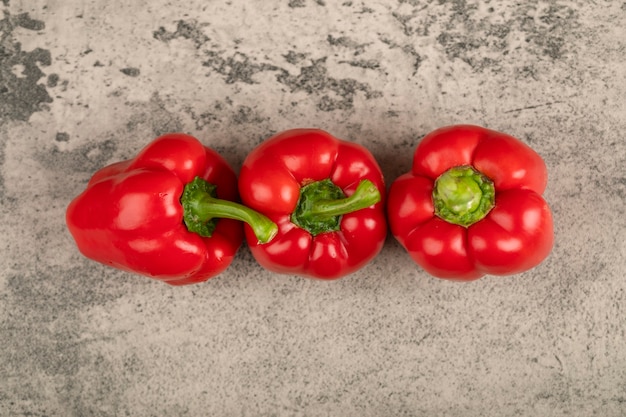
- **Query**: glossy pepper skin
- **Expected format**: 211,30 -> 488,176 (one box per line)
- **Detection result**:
238,129 -> 387,280
387,125 -> 554,281
66,133 -> 276,286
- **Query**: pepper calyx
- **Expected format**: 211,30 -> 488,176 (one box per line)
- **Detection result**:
432,166 -> 495,227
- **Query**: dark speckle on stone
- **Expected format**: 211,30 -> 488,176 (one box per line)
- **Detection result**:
203,51 -> 279,84
55,132 -> 69,142
389,1 -> 583,72
14,12 -> 45,31
47,73 -> 59,88
153,19 -> 209,49
0,11 -> 53,123
289,0 -> 326,6
327,34 -> 369,55
120,67 -> 140,77
283,50 -> 308,65
276,57 -> 381,111
231,105 -> 265,125
202,49 -> 380,111
340,59 -> 381,70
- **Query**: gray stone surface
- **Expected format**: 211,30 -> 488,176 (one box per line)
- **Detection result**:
1,0 -> 625,416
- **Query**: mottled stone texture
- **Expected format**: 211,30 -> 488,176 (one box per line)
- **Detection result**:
1,0 -> 625,416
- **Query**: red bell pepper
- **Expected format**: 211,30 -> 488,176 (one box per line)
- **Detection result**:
387,125 -> 553,280
238,129 -> 387,279
66,133 -> 277,286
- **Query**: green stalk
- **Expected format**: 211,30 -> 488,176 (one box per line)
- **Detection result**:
291,178 -> 381,236
182,177 -> 277,243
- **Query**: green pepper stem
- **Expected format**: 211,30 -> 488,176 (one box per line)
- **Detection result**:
307,179 -> 381,218
432,166 -> 495,227
291,179 -> 381,236
182,177 -> 277,244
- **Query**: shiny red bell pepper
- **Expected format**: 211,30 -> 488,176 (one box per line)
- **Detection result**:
387,125 -> 553,281
66,133 -> 277,286
238,129 -> 387,279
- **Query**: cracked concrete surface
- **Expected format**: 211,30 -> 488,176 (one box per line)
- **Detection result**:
1,0 -> 625,416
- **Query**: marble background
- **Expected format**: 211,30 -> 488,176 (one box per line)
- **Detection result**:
1,0 -> 625,416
